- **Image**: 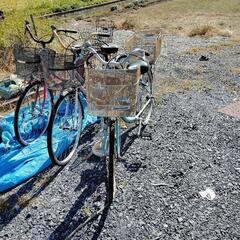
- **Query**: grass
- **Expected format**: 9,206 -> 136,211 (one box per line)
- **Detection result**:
0,0 -> 110,48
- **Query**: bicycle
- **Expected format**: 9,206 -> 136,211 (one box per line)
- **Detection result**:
46,35 -> 120,165
86,31 -> 161,203
13,19 -> 79,146
47,30 -> 161,168
57,32 -> 161,239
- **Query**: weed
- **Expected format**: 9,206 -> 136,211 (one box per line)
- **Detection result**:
188,25 -> 232,38
0,197 -> 7,214
82,207 -> 90,218
118,18 -> 137,30
125,3 -> 134,9
75,15 -> 83,21
230,67 -> 240,75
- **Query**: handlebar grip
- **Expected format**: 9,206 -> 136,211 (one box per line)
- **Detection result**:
57,29 -> 78,34
51,25 -> 57,31
145,51 -> 150,56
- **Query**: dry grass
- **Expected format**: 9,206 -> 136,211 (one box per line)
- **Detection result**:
153,77 -> 212,102
183,37 -> 240,54
115,17 -> 139,30
111,0 -> 240,36
230,67 -> 240,75
188,25 -> 232,38
0,197 -> 7,214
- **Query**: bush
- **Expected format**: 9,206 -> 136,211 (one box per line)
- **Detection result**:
111,5 -> 118,11
125,3 -> 134,9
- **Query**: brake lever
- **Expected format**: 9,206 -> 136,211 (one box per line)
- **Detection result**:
24,20 -> 30,35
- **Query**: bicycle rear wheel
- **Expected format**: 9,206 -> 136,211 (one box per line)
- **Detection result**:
122,70 -> 153,125
47,90 -> 83,166
136,70 -> 153,125
14,80 -> 53,146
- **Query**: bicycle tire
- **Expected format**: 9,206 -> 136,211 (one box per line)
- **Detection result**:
47,90 -> 83,166
14,80 -> 53,146
123,69 -> 153,125
137,69 -> 153,125
107,120 -> 116,204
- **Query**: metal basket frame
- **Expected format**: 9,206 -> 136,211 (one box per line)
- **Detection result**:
124,31 -> 162,64
13,44 -> 42,80
39,48 -> 85,91
95,18 -> 114,44
85,67 -> 140,117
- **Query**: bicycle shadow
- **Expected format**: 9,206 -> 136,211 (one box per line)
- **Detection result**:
120,124 -> 138,156
48,154 -> 107,240
119,124 -> 151,173
0,124 -> 99,230
0,164 -> 63,227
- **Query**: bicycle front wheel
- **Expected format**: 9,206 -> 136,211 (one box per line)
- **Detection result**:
14,80 -> 53,146
107,119 -> 116,204
47,90 -> 83,166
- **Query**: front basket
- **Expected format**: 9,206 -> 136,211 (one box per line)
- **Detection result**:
85,67 -> 140,117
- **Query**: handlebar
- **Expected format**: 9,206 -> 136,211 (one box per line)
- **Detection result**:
25,20 -> 55,47
50,25 -> 78,34
25,20 -> 78,48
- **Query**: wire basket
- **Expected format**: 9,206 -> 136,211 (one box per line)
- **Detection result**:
39,48 -> 84,90
40,49 -> 81,71
95,18 -> 114,44
13,45 -> 41,80
85,67 -> 140,117
77,32 -> 111,49
124,31 -> 162,64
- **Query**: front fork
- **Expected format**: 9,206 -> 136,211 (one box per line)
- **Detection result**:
102,118 -> 121,157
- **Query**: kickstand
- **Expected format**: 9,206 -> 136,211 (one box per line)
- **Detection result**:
138,119 -> 142,136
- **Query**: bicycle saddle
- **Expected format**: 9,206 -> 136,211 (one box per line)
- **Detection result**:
93,32 -> 111,38
127,60 -> 149,74
101,44 -> 119,55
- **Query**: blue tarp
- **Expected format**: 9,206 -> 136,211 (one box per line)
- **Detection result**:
0,94 -> 98,192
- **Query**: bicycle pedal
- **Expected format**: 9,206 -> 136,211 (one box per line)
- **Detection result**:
141,131 -> 152,140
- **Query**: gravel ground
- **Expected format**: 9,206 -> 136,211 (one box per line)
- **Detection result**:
0,31 -> 240,240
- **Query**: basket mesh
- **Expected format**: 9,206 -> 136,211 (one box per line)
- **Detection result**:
95,18 -> 114,44
39,49 -> 80,71
46,69 -> 84,91
39,48 -> 84,90
13,45 -> 41,80
85,67 -> 140,117
124,31 -> 162,64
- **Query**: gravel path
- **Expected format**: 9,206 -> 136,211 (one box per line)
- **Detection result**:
0,32 -> 240,240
